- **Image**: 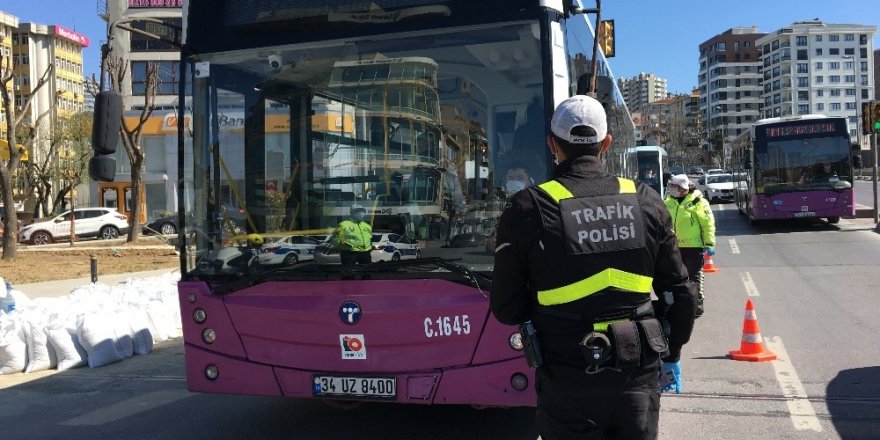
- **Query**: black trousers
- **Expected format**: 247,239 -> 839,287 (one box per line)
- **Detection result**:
536,361 -> 660,440
341,250 -> 371,266
679,247 -> 704,299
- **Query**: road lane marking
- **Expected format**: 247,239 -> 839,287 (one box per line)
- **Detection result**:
60,389 -> 192,426
728,238 -> 740,254
764,337 -> 823,432
740,272 -> 759,297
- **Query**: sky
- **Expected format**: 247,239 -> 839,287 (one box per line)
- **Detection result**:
3,0 -> 880,92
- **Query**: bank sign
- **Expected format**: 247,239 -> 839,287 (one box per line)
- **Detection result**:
53,25 -> 89,47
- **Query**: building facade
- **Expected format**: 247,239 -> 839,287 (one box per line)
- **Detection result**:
698,27 -> 766,153
756,20 -> 876,145
618,72 -> 668,110
0,11 -> 18,140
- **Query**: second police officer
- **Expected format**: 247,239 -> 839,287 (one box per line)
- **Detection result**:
491,95 -> 697,440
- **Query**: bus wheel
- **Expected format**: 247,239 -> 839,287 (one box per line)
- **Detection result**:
827,216 -> 840,225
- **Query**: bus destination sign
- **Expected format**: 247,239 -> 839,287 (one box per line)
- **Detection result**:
764,122 -> 837,139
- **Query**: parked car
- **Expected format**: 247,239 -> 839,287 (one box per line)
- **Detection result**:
144,214 -> 179,235
698,173 -> 735,203
705,168 -> 724,176
313,236 -> 340,265
687,166 -> 705,177
258,235 -> 321,266
19,208 -> 129,245
371,232 -> 421,262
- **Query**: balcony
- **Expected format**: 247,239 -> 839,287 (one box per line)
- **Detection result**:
97,0 -> 109,20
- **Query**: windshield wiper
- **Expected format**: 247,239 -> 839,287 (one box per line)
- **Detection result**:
212,257 -> 491,294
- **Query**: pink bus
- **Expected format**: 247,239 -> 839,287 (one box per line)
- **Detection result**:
732,115 -> 859,225
162,0 -> 636,406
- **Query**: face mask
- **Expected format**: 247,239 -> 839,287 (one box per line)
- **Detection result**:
667,186 -> 683,198
506,180 -> 527,194
352,212 -> 365,222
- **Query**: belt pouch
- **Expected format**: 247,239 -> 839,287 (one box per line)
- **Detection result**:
638,318 -> 669,365
609,320 -> 641,367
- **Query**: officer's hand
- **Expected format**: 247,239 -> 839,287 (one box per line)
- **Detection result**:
705,247 -> 716,256
660,361 -> 682,394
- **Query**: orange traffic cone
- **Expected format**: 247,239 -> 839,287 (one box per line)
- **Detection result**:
728,299 -> 777,362
703,250 -> 719,273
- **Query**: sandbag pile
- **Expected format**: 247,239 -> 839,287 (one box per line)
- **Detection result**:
0,272 -> 181,374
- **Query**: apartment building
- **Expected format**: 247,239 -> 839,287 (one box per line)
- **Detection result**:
757,20 -> 876,144
618,72 -> 668,110
0,11 -> 18,139
698,27 -> 766,146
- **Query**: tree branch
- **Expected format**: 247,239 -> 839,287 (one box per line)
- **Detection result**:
13,63 -> 55,127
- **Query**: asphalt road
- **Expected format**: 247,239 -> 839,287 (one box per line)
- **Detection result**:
1,204 -> 879,439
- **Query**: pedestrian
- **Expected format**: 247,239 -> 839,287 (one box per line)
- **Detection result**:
335,204 -> 372,266
664,174 -> 715,317
491,95 -> 697,440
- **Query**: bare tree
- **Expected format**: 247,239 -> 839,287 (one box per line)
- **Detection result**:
0,53 -> 57,259
106,56 -> 158,242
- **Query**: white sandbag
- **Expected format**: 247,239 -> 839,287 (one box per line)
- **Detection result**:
0,320 -> 27,374
77,314 -> 133,368
126,310 -> 153,355
145,302 -> 174,342
24,320 -> 57,373
46,325 -> 87,371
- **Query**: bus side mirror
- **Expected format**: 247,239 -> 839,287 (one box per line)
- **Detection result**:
853,155 -> 863,169
89,91 -> 123,182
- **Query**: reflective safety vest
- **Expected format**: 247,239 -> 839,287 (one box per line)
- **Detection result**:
336,220 -> 372,252
535,177 -> 653,307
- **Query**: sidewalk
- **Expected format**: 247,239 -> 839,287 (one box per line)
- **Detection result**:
15,268 -> 181,300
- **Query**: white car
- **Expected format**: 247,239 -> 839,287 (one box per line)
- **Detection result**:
371,233 -> 421,262
19,208 -> 129,245
699,173 -> 735,203
705,168 -> 724,176
258,235 -> 320,265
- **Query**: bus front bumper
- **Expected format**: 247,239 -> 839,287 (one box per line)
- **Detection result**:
183,343 -> 536,407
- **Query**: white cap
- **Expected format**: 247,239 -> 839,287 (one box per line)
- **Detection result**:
550,95 -> 608,144
668,174 -> 690,189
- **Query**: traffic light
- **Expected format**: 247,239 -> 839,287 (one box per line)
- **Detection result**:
598,20 -> 615,58
871,101 -> 880,134
862,102 -> 873,135
89,91 -> 122,182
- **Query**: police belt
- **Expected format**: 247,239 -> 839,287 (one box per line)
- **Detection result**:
535,303 -> 668,368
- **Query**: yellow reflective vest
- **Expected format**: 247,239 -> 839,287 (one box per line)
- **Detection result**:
664,191 -> 715,249
535,177 -> 653,306
336,220 -> 373,252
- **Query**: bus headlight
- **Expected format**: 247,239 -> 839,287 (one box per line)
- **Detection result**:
205,364 -> 219,380
187,293 -> 197,303
202,328 -> 217,344
193,308 -> 207,324
509,332 -> 524,351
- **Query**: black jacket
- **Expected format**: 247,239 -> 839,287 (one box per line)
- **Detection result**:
490,155 -> 696,361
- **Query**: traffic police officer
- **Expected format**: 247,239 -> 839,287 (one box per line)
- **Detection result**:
491,95 -> 697,440
336,204 -> 373,266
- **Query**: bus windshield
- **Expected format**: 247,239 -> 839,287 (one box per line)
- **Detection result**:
755,136 -> 852,195
182,21 -> 550,281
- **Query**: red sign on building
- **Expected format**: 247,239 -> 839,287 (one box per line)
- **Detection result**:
53,25 -> 90,47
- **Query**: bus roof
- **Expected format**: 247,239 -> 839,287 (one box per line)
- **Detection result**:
754,114 -> 846,126
626,146 -> 668,155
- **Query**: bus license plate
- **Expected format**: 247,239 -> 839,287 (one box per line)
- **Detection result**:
313,375 -> 396,399
794,211 -> 816,218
